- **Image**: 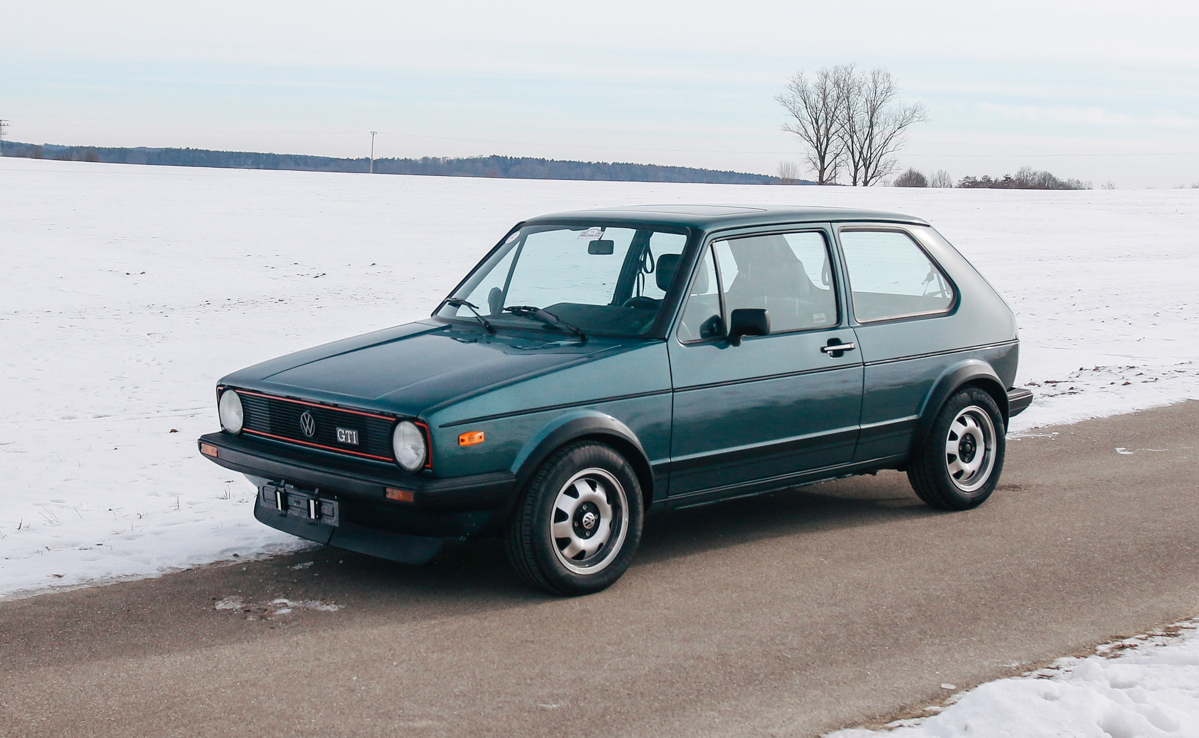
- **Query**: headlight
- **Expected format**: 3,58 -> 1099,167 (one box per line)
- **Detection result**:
218,389 -> 244,434
392,420 -> 427,471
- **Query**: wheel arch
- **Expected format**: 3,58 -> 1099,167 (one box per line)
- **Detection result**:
509,411 -> 655,508
910,360 -> 1009,458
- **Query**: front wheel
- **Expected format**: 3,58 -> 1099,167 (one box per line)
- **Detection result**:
505,441 -> 644,595
908,387 -> 1005,510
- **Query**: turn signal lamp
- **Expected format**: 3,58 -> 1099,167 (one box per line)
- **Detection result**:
458,431 -> 485,447
386,488 -> 415,503
200,443 -> 219,458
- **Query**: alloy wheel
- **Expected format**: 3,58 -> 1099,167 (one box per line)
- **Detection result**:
944,405 -> 997,493
550,468 -> 628,574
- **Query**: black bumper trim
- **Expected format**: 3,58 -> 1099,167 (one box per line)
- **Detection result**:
254,500 -> 444,565
199,432 -> 515,511
1007,387 -> 1034,417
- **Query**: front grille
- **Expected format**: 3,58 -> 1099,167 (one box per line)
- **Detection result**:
238,390 -> 396,463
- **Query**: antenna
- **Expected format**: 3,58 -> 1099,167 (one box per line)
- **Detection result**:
369,131 -> 377,174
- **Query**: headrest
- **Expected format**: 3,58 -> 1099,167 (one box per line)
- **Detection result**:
656,253 -> 681,292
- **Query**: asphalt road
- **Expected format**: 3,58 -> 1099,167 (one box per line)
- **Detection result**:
3,402 -> 1198,737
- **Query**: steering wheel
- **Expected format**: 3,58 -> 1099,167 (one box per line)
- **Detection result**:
622,296 -> 660,309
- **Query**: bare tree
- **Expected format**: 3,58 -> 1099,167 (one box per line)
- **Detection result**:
928,169 -> 954,188
838,69 -> 927,186
777,161 -> 802,184
775,69 -> 842,184
779,65 -> 927,187
831,65 -> 866,185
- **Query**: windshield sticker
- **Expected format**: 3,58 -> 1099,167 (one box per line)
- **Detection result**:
813,313 -> 828,325
578,227 -> 605,240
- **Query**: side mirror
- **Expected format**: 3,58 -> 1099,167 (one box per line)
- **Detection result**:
728,308 -> 769,346
587,239 -> 615,255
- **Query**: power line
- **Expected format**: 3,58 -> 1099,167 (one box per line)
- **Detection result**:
1,118 -> 1195,159
368,130 -> 1199,158
905,150 -> 1199,158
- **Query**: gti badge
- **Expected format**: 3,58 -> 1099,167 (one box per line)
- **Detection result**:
336,427 -> 359,446
299,411 -> 317,438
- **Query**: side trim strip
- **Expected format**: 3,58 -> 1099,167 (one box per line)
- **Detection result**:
859,415 -> 920,432
673,362 -> 857,394
670,426 -> 860,474
862,339 -> 1018,368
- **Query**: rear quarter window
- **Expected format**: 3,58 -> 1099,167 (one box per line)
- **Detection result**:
839,229 -> 955,323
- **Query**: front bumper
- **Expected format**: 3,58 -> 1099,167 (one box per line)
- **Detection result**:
198,432 -> 517,562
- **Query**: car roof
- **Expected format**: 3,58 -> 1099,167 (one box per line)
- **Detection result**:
523,204 -> 929,231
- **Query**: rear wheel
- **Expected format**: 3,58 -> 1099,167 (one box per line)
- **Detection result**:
505,441 -> 643,595
908,387 -> 1005,510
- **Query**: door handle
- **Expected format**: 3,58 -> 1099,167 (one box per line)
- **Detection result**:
820,341 -> 857,354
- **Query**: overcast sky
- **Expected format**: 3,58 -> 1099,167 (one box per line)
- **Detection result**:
4,0 -> 1198,187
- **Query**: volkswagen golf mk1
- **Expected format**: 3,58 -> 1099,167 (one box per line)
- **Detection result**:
198,205 -> 1032,595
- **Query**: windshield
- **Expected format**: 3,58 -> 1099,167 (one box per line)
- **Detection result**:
437,224 -> 690,337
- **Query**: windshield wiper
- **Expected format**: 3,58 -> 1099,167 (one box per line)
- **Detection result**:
502,305 -> 587,343
443,298 -> 495,334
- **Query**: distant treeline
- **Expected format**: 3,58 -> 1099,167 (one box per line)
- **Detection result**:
957,167 -> 1090,190
894,166 -> 1091,190
0,141 -> 797,185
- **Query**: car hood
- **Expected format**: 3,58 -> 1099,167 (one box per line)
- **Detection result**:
222,321 -> 624,417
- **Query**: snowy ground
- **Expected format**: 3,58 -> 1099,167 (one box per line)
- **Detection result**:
2,156 -> 1198,602
829,619 -> 1199,738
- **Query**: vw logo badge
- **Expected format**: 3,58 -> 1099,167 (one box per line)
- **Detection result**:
299,411 -> 317,438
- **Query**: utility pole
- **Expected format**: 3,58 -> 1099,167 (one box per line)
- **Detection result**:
369,131 -> 377,174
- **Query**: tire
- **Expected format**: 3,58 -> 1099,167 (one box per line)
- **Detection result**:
908,387 -> 1005,510
505,441 -> 644,595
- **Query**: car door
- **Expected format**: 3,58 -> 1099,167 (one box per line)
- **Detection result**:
835,226 -> 960,462
667,226 -> 864,499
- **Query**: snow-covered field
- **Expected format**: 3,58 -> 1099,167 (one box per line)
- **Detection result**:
831,619 -> 1199,738
3,157 -> 1199,736
3,156 -> 1198,599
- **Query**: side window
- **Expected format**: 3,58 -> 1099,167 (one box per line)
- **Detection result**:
677,247 -> 722,342
840,230 -> 955,323
713,231 -> 838,333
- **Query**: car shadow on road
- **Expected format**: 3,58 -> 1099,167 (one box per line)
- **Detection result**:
634,469 -> 939,565
417,469 -> 938,588
255,468 -> 940,604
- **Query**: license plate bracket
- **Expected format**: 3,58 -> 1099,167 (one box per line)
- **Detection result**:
259,482 -> 340,527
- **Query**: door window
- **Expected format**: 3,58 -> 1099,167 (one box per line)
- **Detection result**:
712,231 -> 838,333
677,246 -> 723,342
840,230 -> 955,323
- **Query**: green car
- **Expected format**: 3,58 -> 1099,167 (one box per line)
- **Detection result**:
198,205 -> 1032,595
